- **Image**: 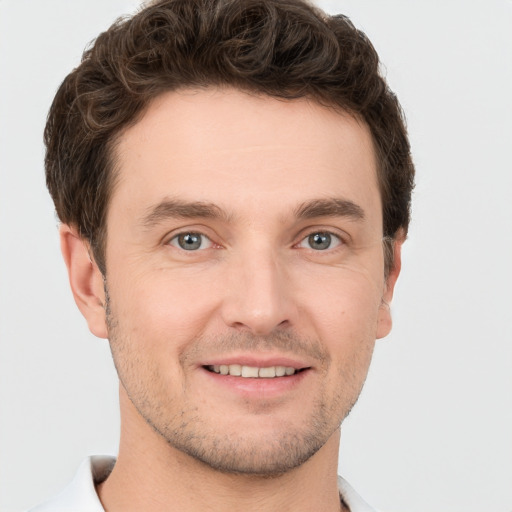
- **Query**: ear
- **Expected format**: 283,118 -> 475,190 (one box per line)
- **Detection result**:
59,224 -> 108,339
376,235 -> 403,340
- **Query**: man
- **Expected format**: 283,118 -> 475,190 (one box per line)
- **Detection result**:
32,0 -> 414,510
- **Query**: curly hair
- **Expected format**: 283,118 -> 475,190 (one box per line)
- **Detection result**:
45,0 -> 414,276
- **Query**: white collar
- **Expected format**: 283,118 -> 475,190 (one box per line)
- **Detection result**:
30,456 -> 379,512
29,456 -> 111,512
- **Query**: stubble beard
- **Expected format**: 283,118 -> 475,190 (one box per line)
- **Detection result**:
104,286 -> 368,477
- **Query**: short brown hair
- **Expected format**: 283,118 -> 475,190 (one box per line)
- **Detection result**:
45,0 -> 414,275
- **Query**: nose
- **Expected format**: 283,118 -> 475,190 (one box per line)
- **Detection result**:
220,245 -> 298,336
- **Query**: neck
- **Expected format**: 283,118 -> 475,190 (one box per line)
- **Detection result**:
97,389 -> 346,512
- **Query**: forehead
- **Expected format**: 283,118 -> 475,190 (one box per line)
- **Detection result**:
111,87 -> 380,225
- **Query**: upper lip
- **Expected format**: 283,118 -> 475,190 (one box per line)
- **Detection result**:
199,354 -> 313,370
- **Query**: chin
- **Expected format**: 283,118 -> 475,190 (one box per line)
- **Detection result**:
152,408 -> 340,477
168,430 -> 327,476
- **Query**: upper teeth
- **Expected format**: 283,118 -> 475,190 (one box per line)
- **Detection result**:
208,364 -> 297,378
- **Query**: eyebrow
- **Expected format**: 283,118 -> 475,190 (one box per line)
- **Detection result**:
140,196 -> 365,229
294,198 -> 365,221
141,198 -> 230,228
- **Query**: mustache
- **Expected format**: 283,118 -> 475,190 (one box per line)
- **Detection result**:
180,330 -> 330,366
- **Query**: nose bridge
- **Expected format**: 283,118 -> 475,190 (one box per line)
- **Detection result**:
222,239 -> 295,334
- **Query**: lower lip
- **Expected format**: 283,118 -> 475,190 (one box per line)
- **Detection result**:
199,367 -> 310,399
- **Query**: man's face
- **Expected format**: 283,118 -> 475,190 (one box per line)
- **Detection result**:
99,88 -> 395,474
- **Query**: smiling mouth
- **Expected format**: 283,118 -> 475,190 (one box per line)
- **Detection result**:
204,364 -> 309,378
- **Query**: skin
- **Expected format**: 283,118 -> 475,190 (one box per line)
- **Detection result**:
61,88 -> 402,512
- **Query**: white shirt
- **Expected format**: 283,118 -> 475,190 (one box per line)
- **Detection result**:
29,456 -> 379,512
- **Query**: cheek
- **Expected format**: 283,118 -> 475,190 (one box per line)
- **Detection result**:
108,269 -> 219,352
298,262 -> 385,338
312,276 -> 380,389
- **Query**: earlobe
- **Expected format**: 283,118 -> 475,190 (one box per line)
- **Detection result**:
59,225 -> 108,339
376,236 -> 403,340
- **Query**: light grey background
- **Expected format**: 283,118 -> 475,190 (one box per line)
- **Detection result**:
1,1 -> 511,511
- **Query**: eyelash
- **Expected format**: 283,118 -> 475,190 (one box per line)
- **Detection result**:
166,229 -> 346,252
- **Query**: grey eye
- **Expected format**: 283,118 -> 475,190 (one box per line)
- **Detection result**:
298,232 -> 342,251
308,232 -> 332,250
170,232 -> 210,251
